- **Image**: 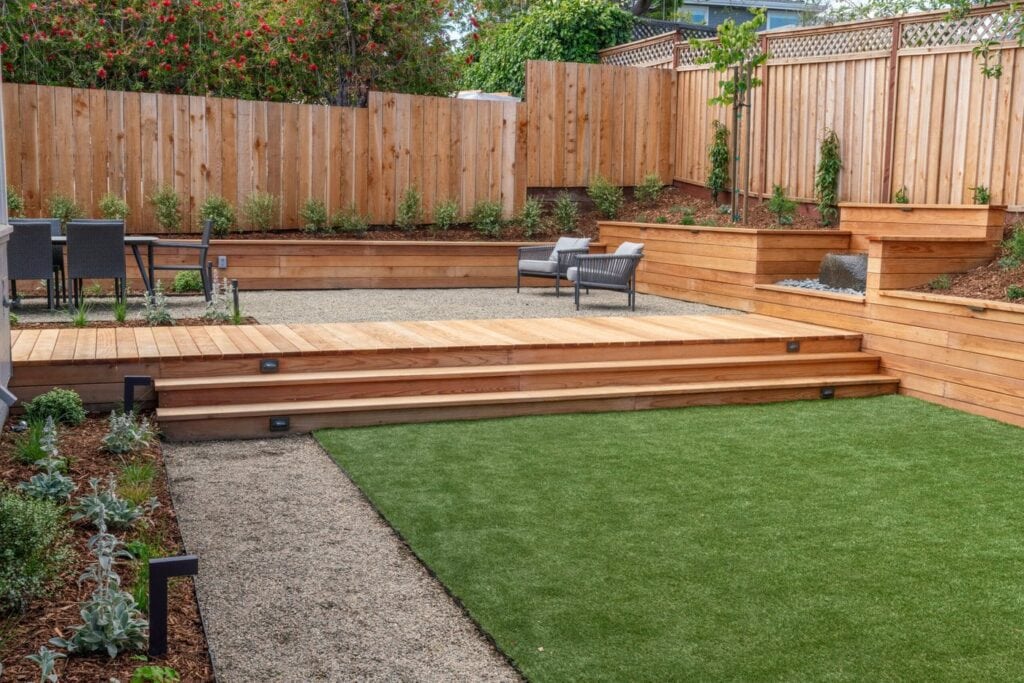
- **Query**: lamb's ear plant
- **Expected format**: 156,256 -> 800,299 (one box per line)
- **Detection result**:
19,417 -> 77,503
72,474 -> 158,530
814,128 -> 842,226
102,411 -> 156,458
25,646 -> 65,683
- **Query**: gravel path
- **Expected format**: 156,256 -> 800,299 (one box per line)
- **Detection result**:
164,436 -> 520,683
13,287 -> 735,324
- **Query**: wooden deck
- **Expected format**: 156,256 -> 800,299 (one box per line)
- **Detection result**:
10,315 -> 898,440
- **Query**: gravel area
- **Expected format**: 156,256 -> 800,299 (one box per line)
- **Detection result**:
774,279 -> 866,296
12,287 -> 735,325
164,435 -> 520,683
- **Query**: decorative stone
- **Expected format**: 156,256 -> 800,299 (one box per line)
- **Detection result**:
818,253 -> 868,292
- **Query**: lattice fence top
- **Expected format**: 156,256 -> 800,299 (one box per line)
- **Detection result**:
603,37 -> 677,68
768,24 -> 893,59
901,6 -> 1024,48
676,40 -> 716,67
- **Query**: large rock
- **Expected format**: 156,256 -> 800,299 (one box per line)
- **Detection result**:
818,253 -> 868,292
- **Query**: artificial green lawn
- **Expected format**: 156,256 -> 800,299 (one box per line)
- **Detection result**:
316,396 -> 1024,682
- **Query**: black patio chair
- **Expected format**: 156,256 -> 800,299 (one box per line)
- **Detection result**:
567,242 -> 645,311
516,236 -> 591,297
66,220 -> 127,308
9,221 -> 58,309
10,218 -> 66,306
151,219 -> 213,302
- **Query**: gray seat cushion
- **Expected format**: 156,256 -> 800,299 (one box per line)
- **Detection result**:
548,236 -> 591,262
615,241 -> 644,256
519,259 -> 558,274
566,266 -> 578,282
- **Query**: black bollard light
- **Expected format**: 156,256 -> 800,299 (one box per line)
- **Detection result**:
148,555 -> 199,657
123,375 -> 153,414
231,279 -> 240,320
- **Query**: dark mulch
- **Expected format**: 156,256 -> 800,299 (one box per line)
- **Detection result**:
911,257 -> 1024,304
0,417 -> 213,682
13,317 -> 259,330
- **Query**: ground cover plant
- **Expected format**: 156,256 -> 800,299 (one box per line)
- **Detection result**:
319,396 -> 1024,682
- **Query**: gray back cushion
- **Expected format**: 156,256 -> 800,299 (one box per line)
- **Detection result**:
549,236 -> 591,262
614,241 -> 644,256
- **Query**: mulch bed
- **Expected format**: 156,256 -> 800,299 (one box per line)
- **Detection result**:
13,317 -> 259,330
0,416 -> 213,682
910,256 -> 1024,304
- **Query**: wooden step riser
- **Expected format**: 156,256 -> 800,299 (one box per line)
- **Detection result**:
159,381 -> 897,441
157,357 -> 882,407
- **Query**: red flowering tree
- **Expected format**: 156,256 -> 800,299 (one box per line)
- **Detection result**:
0,0 -> 458,104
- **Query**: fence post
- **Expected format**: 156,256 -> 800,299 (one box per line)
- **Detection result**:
758,33 -> 771,199
880,17 -> 903,203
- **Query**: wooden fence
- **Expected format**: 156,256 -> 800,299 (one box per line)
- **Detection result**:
1,84 -> 527,232
669,4 -> 1024,207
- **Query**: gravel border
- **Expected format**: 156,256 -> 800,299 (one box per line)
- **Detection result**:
163,435 -> 520,683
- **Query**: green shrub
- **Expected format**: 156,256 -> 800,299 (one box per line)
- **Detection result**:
0,490 -> 73,613
929,274 -> 952,291
242,192 -> 277,232
654,215 -> 668,224
1001,226 -> 1024,267
894,186 -> 909,204
587,175 -> 624,219
634,173 -> 663,206
172,270 -> 204,293
25,388 -> 86,426
471,200 -> 504,238
518,198 -> 544,237
396,187 -> 423,232
99,193 -> 130,221
553,192 -> 579,233
707,120 -> 730,203
131,665 -> 181,683
150,186 -> 182,232
200,194 -> 236,236
767,185 -> 797,225
815,128 -> 842,226
7,185 -> 26,217
970,185 -> 990,205
1007,284 -> 1024,301
46,193 -> 84,229
331,204 -> 370,236
433,199 -> 460,232
299,198 -> 329,234
680,207 -> 696,226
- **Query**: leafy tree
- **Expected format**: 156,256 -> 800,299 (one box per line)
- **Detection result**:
460,0 -> 634,97
691,9 -> 767,223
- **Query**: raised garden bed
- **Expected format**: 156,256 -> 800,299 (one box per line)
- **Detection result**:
0,414 -> 212,681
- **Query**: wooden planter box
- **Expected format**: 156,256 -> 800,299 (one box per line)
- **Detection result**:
839,203 -> 1006,252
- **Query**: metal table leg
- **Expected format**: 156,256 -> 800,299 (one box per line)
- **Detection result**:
131,244 -> 153,297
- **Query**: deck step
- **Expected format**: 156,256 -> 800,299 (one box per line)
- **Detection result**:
155,352 -> 882,407
156,374 -> 900,441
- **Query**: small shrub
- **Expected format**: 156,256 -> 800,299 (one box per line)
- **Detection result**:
99,193 -> 130,221
518,198 -> 543,237
930,274 -> 952,290
46,193 -> 84,229
894,186 -> 909,204
103,411 -> 156,457
131,665 -> 181,683
202,272 -> 233,323
635,173 -> 663,206
553,192 -> 579,233
242,191 -> 277,232
970,185 -> 991,205
433,199 -> 460,232
84,282 -> 104,297
471,200 -> 504,238
7,185 -> 26,217
25,388 -> 86,426
149,186 -> 182,232
113,298 -> 128,323
654,215 -> 668,224
680,208 -> 696,226
707,120 -> 730,203
72,475 -> 157,530
299,198 -> 329,233
143,282 -> 174,326
1007,284 -> 1024,301
19,469 -> 77,504
815,128 -> 842,226
396,187 -> 423,232
172,270 -> 204,293
70,300 -> 92,328
331,204 -> 370,236
767,185 -> 797,225
587,175 -> 624,219
717,204 -> 731,215
50,522 -> 148,657
0,490 -> 73,612
1001,226 -> 1024,267
200,195 -> 236,237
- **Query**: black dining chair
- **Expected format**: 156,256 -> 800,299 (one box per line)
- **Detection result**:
10,217 -> 66,306
9,221 -> 58,309
66,220 -> 127,308
151,219 -> 214,302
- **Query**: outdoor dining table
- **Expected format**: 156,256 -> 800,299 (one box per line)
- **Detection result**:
51,234 -> 160,297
